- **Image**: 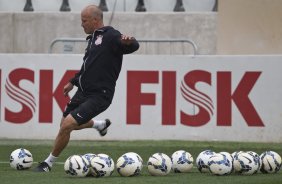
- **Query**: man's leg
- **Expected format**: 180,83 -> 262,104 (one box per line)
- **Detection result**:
73,119 -> 93,130
34,114 -> 78,172
34,117 -> 111,172
73,119 -> 111,136
51,114 -> 78,157
55,118 -> 109,155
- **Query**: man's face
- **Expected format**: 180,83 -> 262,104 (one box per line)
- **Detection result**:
81,13 -> 95,34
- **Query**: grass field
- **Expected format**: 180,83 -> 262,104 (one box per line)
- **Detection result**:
0,139 -> 281,184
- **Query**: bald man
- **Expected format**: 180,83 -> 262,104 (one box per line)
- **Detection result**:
34,5 -> 139,172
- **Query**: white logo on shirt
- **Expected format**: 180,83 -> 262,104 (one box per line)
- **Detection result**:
95,35 -> 103,45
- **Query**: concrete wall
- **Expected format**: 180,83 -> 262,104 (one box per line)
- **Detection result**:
217,0 -> 282,55
0,0 -> 216,12
0,12 -> 217,55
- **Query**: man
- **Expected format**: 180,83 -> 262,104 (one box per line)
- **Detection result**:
34,5 -> 139,172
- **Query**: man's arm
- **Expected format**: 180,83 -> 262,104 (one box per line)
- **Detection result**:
63,82 -> 74,97
69,65 -> 83,87
65,71 -> 81,96
120,35 -> 139,54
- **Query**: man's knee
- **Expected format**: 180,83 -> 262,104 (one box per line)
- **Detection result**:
60,114 -> 78,133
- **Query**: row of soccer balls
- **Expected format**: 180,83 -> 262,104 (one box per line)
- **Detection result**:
196,150 -> 281,175
10,148 -> 282,177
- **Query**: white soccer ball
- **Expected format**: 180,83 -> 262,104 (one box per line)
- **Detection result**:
233,152 -> 259,175
208,153 -> 233,175
147,153 -> 172,176
231,151 -> 244,160
231,151 -> 244,169
232,151 -> 243,172
116,152 -> 143,177
64,155 -> 89,177
247,151 -> 261,170
220,151 -> 234,173
220,152 -> 233,163
83,153 -> 97,164
171,150 -> 193,173
260,151 -> 282,174
90,153 -> 114,177
196,150 -> 216,173
82,153 -> 97,176
10,148 -> 33,170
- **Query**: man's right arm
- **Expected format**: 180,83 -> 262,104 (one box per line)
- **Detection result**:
63,82 -> 74,97
65,70 -> 81,96
69,66 -> 83,86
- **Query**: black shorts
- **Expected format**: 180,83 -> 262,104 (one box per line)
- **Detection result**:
63,90 -> 112,125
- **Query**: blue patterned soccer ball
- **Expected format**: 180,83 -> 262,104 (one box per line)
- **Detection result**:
90,153 -> 114,177
233,152 -> 259,175
64,155 -> 89,177
83,153 -> 97,164
208,153 -> 233,175
196,150 -> 216,173
82,153 -> 97,176
147,153 -> 172,176
171,150 -> 193,173
10,148 -> 33,170
220,151 -> 234,173
116,152 -> 143,176
260,151 -> 282,174
247,151 -> 261,171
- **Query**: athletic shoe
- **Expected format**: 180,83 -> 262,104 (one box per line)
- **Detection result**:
98,119 -> 111,136
33,162 -> 51,172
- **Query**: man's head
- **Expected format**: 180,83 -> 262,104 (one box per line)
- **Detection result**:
81,5 -> 104,34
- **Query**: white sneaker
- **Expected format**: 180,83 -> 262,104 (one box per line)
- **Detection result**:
98,119 -> 111,136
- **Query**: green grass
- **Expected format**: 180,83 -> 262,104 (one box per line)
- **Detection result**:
0,139 -> 281,184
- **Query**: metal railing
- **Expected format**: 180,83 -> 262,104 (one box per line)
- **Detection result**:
48,37 -> 198,55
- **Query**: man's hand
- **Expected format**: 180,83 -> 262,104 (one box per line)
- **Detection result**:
121,34 -> 135,45
63,82 -> 74,97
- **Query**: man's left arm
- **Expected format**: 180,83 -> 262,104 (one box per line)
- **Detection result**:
120,35 -> 139,54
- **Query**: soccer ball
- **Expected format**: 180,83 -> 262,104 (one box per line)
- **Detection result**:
64,155 -> 89,177
247,151 -> 261,170
90,153 -> 114,177
231,151 -> 244,168
231,151 -> 244,159
196,150 -> 216,173
10,148 -> 33,170
82,153 -> 97,176
232,151 -> 243,172
147,153 -> 172,176
83,153 -> 97,164
116,152 -> 143,176
208,153 -> 233,175
220,152 -> 233,163
220,151 -> 234,173
260,151 -> 282,174
231,151 -> 244,160
233,151 -> 259,175
171,150 -> 193,173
